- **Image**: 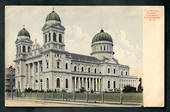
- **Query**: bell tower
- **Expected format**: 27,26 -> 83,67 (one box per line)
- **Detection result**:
42,10 -> 65,51
15,27 -> 33,59
15,26 -> 33,91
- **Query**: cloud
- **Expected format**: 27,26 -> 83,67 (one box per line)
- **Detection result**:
65,25 -> 91,55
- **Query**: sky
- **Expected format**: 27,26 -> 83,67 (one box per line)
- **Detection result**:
5,6 -> 143,77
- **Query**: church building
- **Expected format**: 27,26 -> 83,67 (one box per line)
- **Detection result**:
14,10 -> 138,92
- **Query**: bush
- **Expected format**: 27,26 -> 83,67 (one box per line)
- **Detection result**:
61,89 -> 67,93
80,87 -> 86,93
24,88 -> 33,92
113,88 -> 121,93
90,89 -> 94,93
108,89 -> 113,92
47,89 -> 53,93
123,85 -> 136,92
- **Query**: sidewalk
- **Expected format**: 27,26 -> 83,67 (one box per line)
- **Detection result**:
5,98 -> 142,107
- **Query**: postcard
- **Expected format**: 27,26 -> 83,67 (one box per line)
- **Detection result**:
5,6 -> 164,107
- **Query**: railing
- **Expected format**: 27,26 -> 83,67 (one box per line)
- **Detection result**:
5,91 -> 143,104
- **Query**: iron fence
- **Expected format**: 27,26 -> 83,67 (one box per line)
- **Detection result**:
5,91 -> 143,104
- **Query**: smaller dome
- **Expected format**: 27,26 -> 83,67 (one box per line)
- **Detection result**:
46,10 -> 61,22
92,29 -> 113,43
18,28 -> 30,37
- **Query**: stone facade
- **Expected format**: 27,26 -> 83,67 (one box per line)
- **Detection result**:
14,10 -> 138,92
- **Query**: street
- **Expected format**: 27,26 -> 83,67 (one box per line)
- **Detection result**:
5,98 -> 142,107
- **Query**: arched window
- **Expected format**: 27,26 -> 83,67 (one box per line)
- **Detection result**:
35,62 -> 38,72
17,47 -> 19,54
65,79 -> 68,88
88,68 -> 90,73
121,71 -> 123,75
46,60 -> 48,68
108,68 -> 110,73
19,46 -> 21,53
45,34 -> 47,43
81,67 -> 84,72
46,78 -> 49,89
56,78 -> 60,88
94,68 -> 96,73
108,81 -> 110,88
74,66 -> 77,71
49,33 -> 51,42
23,46 -> 25,52
65,63 -> 68,69
53,32 -> 56,42
57,61 -> 60,68
35,80 -> 38,83
113,69 -> 116,74
28,46 -> 31,52
40,61 -> 43,72
59,34 -> 62,43
113,81 -> 116,88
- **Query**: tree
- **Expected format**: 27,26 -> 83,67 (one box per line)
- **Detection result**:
138,78 -> 143,92
123,85 -> 136,92
80,87 -> 86,93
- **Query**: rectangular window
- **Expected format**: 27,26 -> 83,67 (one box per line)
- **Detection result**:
46,60 -> 48,69
47,78 -> 49,89
57,61 -> 60,68
49,33 -> 51,42
40,61 -> 43,72
121,71 -> 123,75
108,68 -> 110,73
113,69 -> 116,74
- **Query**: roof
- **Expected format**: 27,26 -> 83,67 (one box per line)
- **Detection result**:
18,28 -> 30,37
70,53 -> 101,63
46,10 -> 61,22
92,29 -> 113,43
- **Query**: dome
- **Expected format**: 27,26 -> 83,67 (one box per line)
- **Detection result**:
92,29 -> 113,43
46,10 -> 61,22
17,28 -> 30,37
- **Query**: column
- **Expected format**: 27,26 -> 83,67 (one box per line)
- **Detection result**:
99,78 -> 101,92
100,78 -> 102,91
95,78 -> 97,91
92,78 -> 94,91
86,78 -> 88,90
38,61 -> 41,90
72,77 -> 74,91
79,77 -> 81,89
82,77 -> 84,88
89,78 -> 91,91
30,63 -> 32,88
32,62 -> 35,89
75,77 -> 77,90
27,64 -> 30,87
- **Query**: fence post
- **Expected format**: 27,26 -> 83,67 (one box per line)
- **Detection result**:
62,93 -> 64,101
31,91 -> 32,99
53,91 -> 54,99
86,91 -> 88,103
120,90 -> 123,104
73,91 -> 76,101
102,92 -> 104,103
44,92 -> 45,99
